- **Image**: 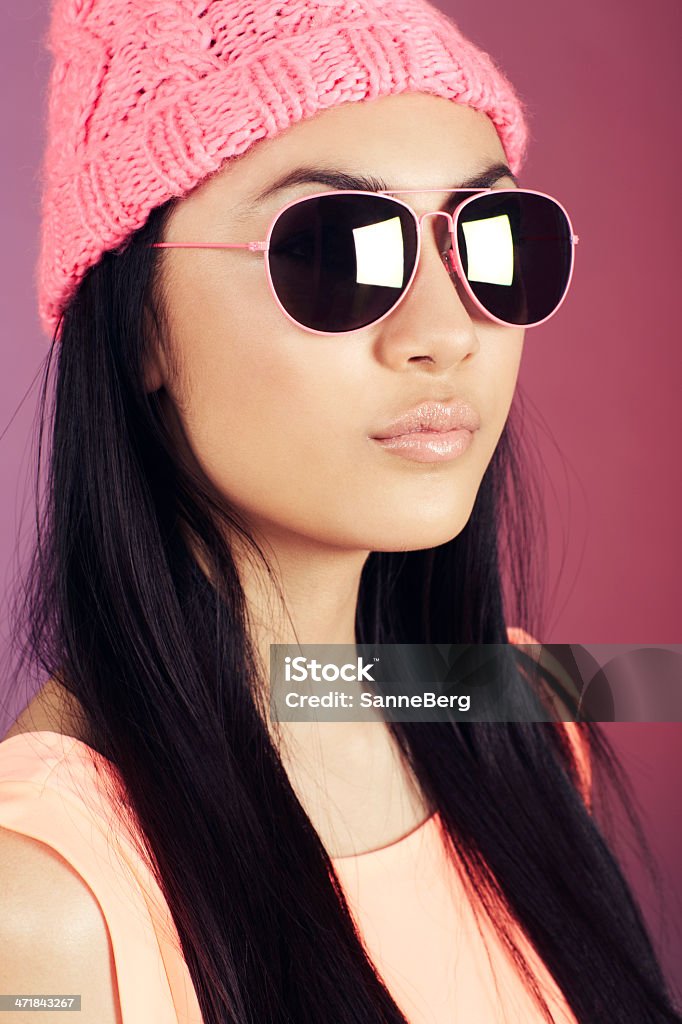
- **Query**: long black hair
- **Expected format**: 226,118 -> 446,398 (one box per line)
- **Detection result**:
7,199 -> 680,1023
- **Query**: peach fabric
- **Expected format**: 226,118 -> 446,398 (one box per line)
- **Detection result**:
0,630 -> 590,1024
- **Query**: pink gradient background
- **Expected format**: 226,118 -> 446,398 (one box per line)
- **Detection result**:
1,0 -> 680,1003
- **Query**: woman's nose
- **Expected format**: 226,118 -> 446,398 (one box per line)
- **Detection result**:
372,209 -> 480,370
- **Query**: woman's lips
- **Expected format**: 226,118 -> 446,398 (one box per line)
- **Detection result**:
371,427 -> 474,462
371,399 -> 481,438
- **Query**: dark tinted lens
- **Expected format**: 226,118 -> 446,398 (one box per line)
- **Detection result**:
456,191 -> 573,326
268,194 -> 418,332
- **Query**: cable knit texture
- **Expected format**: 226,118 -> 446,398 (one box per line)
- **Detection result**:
38,0 -> 530,338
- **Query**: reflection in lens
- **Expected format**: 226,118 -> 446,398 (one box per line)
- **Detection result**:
461,213 -> 514,287
352,216 -> 405,288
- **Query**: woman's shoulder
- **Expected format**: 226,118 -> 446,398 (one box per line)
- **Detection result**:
0,729 -> 200,1024
0,822 -> 122,1024
506,626 -> 538,646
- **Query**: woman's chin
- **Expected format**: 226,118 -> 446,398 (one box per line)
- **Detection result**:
338,515 -> 472,554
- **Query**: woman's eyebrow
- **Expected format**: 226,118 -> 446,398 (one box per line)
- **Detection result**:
244,162 -> 518,208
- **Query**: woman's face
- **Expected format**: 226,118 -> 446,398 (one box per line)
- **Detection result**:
153,92 -> 525,553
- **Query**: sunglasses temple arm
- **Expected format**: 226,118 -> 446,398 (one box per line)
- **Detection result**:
150,241 -> 268,251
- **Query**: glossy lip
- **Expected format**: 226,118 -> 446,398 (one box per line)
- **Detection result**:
372,427 -> 474,463
370,400 -> 481,440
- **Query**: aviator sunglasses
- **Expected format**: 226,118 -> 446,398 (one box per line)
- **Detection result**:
151,187 -> 579,335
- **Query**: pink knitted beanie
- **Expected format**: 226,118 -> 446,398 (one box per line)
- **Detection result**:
38,0 -> 530,338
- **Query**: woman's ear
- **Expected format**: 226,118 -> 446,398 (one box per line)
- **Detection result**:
142,302 -> 170,394
143,347 -> 166,393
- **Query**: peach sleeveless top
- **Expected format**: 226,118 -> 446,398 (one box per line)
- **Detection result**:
0,628 -> 590,1024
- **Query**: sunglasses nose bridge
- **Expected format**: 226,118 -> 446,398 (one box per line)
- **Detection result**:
416,209 -> 458,274
417,209 -> 455,235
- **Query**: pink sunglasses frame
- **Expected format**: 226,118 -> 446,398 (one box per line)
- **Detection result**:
150,186 -> 579,335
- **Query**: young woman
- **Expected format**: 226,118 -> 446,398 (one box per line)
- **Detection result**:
0,1 -> 679,1022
